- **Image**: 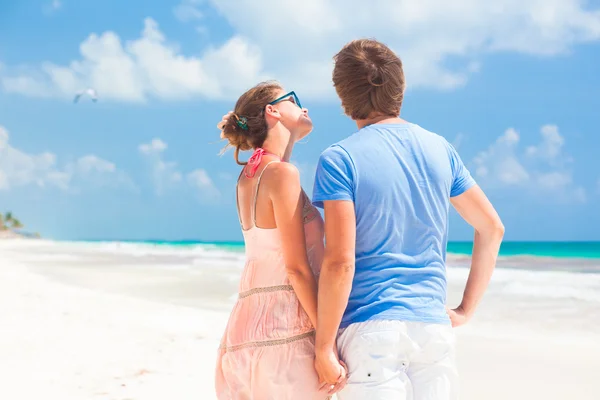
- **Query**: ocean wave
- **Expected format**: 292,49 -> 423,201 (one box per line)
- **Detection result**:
73,241 -> 245,261
447,253 -> 600,273
447,266 -> 600,303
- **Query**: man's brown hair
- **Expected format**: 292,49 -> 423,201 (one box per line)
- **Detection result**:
332,39 -> 406,120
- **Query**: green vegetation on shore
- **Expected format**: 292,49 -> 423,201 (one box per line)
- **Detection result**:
0,212 -> 23,231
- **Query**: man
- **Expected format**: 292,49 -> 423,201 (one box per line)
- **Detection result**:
312,39 -> 504,399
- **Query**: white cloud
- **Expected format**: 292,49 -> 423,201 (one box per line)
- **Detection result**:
0,170 -> 6,189
187,169 -> 211,187
5,1 -> 600,102
138,138 -> 182,195
187,169 -> 220,200
139,138 -> 168,155
174,0 -> 203,22
473,128 -> 529,186
0,18 -> 266,102
205,0 -> 600,94
139,138 -> 220,199
42,0 -> 62,15
0,126 -> 69,190
472,124 -> 586,203
537,171 -> 572,190
525,124 -> 568,164
452,133 -> 466,150
74,155 -> 116,174
0,125 -> 128,192
218,172 -> 233,181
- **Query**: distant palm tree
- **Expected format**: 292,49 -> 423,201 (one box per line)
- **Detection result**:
10,218 -> 23,230
1,212 -> 24,230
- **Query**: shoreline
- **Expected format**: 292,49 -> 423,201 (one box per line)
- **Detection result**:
0,242 -> 600,400
0,230 -> 40,240
1,240 -> 600,399
3,238 -> 600,274
0,230 -> 27,240
16,237 -> 600,260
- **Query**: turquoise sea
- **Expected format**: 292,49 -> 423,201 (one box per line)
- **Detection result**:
447,241 -> 600,259
91,240 -> 600,259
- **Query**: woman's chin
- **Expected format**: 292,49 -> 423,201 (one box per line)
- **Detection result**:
298,127 -> 314,141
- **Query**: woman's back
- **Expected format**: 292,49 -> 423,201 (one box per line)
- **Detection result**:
215,159 -> 327,399
214,81 -> 335,399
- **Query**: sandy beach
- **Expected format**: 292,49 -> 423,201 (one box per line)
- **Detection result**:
1,239 -> 599,400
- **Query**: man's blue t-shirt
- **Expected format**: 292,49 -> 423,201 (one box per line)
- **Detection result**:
312,123 -> 476,328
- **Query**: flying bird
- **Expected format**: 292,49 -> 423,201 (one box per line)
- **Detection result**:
74,88 -> 98,103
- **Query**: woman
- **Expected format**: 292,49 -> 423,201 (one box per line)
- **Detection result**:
215,81 -> 346,399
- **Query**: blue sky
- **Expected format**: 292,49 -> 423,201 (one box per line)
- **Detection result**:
1,0 -> 599,242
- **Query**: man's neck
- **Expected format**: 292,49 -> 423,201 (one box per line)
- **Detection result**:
355,115 -> 407,130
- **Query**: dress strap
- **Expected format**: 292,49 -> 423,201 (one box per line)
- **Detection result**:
251,161 -> 279,226
234,169 -> 245,227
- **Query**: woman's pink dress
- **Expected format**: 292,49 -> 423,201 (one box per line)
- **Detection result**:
215,161 -> 328,400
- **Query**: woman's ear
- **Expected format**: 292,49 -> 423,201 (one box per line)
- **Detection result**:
264,104 -> 281,120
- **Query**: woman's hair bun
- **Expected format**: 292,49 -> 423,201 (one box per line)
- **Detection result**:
221,113 -> 253,151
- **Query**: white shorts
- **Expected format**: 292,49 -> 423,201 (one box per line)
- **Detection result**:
336,320 -> 458,400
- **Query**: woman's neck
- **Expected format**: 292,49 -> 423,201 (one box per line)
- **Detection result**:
261,126 -> 295,162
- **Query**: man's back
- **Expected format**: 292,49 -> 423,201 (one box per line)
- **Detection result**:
313,122 -> 475,328
313,39 -> 503,399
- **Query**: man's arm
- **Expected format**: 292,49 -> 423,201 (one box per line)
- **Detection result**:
316,199 -> 356,352
313,199 -> 355,391
311,145 -> 355,393
449,185 -> 504,325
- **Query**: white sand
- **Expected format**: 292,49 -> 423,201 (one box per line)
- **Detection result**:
0,230 -> 27,239
1,240 -> 599,399
0,258 -> 228,400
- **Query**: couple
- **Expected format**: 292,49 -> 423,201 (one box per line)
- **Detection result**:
215,39 -> 504,400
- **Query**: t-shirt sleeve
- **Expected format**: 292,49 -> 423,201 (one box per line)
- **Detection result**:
447,142 -> 476,197
312,145 -> 355,209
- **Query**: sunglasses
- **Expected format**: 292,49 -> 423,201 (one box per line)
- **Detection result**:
268,91 -> 302,109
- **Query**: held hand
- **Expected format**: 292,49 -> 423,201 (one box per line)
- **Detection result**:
315,347 -> 348,395
446,305 -> 469,328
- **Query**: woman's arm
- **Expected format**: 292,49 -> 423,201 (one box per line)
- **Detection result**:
267,163 -> 319,329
